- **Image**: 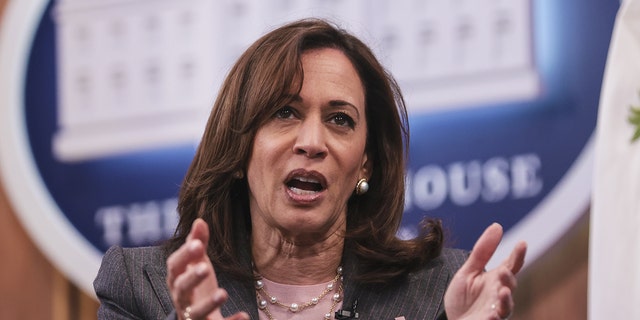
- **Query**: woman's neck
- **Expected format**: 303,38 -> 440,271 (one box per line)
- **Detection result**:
251,228 -> 344,284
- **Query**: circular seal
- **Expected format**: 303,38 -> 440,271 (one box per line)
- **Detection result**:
0,0 -> 619,295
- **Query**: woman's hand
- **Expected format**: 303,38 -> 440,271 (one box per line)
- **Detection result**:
444,223 -> 527,320
166,218 -> 249,320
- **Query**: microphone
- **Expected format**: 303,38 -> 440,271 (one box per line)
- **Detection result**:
335,299 -> 359,319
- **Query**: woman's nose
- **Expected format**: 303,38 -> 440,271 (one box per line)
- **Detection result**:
293,119 -> 328,158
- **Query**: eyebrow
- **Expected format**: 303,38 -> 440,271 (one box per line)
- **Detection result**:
287,95 -> 361,119
328,100 -> 360,119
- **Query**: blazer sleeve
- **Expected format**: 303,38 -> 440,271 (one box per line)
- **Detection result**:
94,246 -> 175,320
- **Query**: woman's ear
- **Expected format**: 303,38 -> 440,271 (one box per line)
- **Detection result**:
361,153 -> 373,180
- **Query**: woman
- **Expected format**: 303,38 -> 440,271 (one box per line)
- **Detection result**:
94,19 -> 526,320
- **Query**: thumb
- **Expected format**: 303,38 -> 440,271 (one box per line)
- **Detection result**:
460,223 -> 503,275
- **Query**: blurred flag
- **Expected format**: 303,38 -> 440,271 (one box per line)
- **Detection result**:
589,0 -> 640,318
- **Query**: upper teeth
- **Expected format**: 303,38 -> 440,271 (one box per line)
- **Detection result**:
295,176 -> 319,184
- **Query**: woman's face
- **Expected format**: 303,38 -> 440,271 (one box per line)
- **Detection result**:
246,48 -> 369,241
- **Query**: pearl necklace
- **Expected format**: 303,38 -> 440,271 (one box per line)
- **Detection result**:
255,266 -> 344,320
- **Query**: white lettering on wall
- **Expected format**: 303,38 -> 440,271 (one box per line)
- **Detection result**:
95,198 -> 179,247
409,165 -> 448,210
481,157 -> 510,202
511,154 -> 543,198
406,153 -> 543,212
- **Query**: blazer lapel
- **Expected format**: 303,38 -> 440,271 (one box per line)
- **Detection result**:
143,263 -> 174,315
218,273 -> 260,319
218,239 -> 259,319
340,252 -> 450,320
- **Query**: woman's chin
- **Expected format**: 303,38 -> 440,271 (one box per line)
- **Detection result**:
276,220 -> 340,242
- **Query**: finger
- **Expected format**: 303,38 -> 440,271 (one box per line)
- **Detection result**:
168,219 -> 211,286
461,223 -> 503,274
496,286 -> 514,319
187,219 -> 220,285
167,239 -> 206,287
187,218 -> 210,245
496,265 -> 517,290
227,312 -> 251,320
172,262 -> 209,307
187,288 -> 228,319
502,241 -> 527,275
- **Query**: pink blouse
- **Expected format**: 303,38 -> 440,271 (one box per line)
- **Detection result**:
257,277 -> 343,320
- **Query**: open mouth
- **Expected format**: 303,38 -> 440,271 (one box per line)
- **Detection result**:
285,170 -> 327,195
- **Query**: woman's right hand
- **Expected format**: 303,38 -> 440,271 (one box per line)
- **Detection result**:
166,218 -> 249,320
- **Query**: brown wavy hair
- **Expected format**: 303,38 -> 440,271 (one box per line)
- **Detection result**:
165,18 -> 443,284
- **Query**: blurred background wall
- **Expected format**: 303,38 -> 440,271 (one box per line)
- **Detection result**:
0,0 -> 593,319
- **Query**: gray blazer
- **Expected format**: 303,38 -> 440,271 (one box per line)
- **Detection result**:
94,245 -> 467,320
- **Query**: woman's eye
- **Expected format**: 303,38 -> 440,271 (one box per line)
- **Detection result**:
275,106 -> 294,119
331,112 -> 355,128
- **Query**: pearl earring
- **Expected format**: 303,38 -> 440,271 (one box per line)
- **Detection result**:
355,178 -> 369,195
233,170 -> 244,179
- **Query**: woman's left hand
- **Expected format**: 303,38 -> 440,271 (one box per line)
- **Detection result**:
443,223 -> 527,320
166,218 -> 249,320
